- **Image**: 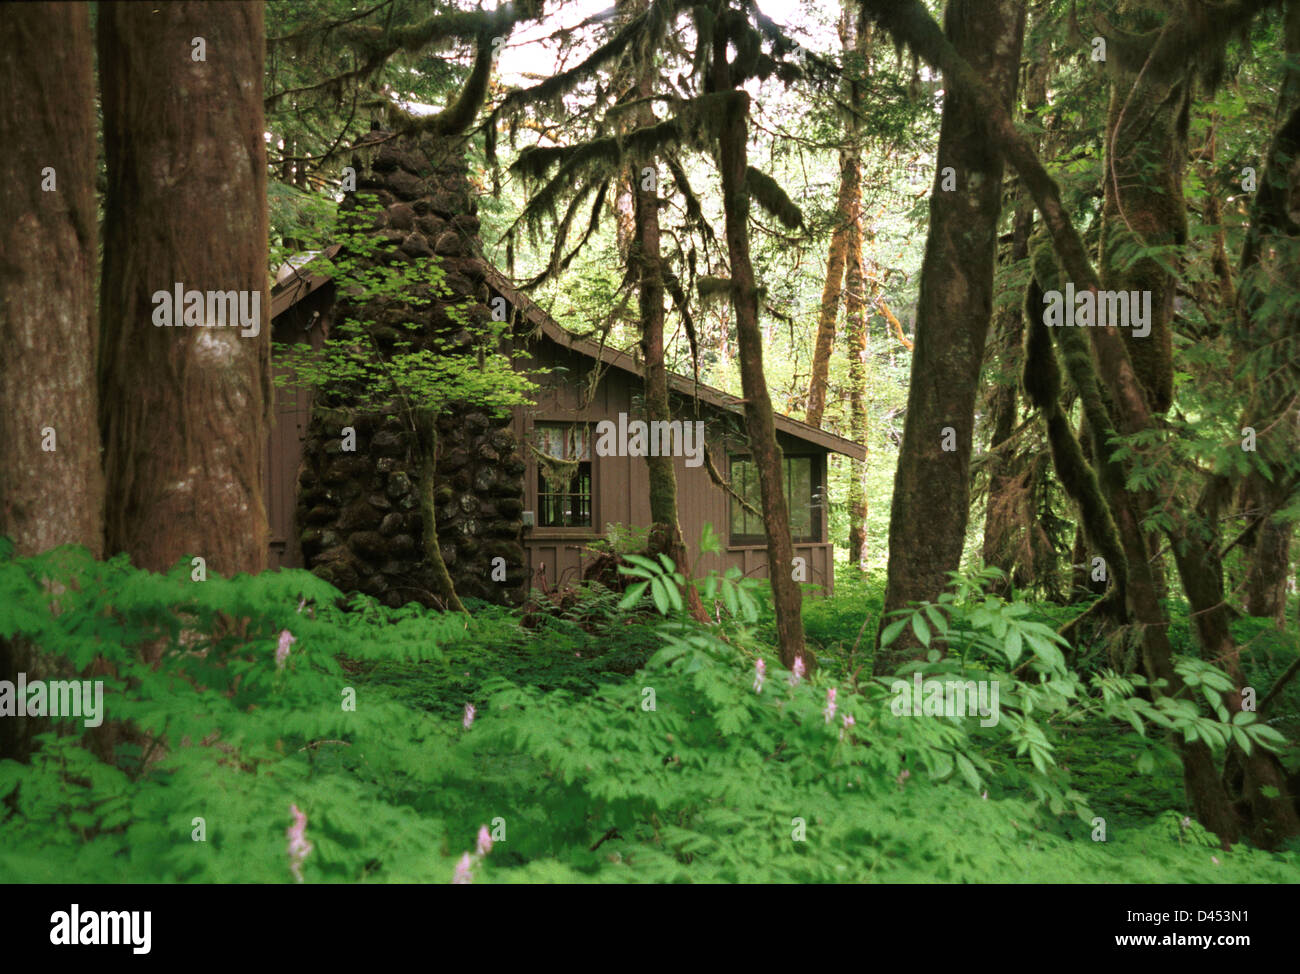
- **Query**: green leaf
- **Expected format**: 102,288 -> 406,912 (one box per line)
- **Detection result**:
880,618 -> 908,647
650,577 -> 670,615
1005,629 -> 1023,667
911,612 -> 931,648
955,753 -> 981,792
617,581 -> 649,609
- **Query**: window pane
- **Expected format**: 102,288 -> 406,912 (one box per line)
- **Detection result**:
787,456 -> 812,539
534,424 -> 592,527
730,459 -> 749,537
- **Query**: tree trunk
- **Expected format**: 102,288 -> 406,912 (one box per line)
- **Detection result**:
711,29 -> 809,670
982,52 -> 1045,594
98,0 -> 271,578
842,7 -> 871,571
0,2 -> 103,762
805,165 -> 853,429
415,412 -> 466,613
980,204 -> 1031,592
875,0 -> 1026,675
627,38 -> 709,623
1244,515 -> 1293,625
854,0 -> 1260,846
1098,0 -> 1190,416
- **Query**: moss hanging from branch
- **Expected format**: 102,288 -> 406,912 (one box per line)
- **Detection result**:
745,165 -> 803,230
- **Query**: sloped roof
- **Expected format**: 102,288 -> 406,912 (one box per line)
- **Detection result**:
483,266 -> 866,460
269,249 -> 866,460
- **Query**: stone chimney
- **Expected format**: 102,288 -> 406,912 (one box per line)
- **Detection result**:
294,132 -> 527,608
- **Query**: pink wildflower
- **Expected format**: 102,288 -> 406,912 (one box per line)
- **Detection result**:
452,852 -> 474,884
823,687 -> 838,723
788,655 -> 805,687
1211,856 -> 1220,866
839,711 -> 855,741
476,825 -> 493,857
286,804 -> 312,883
276,629 -> 296,670
463,703 -> 476,729
753,659 -> 766,694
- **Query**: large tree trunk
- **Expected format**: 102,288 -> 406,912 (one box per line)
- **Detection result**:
711,29 -> 809,670
875,0 -> 1025,675
0,2 -> 103,762
98,1 -> 270,579
0,2 -> 103,560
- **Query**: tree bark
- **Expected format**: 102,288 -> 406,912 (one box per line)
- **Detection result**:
855,0 -> 1258,846
627,32 -> 709,622
0,2 -> 103,559
842,7 -> 871,571
0,1 -> 103,762
98,0 -> 271,578
805,165 -> 853,429
415,412 -> 467,613
711,26 -> 809,670
875,0 -> 1025,674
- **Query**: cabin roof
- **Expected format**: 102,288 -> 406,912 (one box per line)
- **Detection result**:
270,249 -> 866,461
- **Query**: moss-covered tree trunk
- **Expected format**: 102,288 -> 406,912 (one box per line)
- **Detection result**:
0,2 -> 103,761
414,411 -> 466,613
981,51 -> 1045,594
1098,0 -> 1189,417
711,26 -> 808,670
842,7 -> 871,571
620,0 -> 708,622
805,160 -> 853,429
875,0 -> 1025,675
98,0 -> 270,580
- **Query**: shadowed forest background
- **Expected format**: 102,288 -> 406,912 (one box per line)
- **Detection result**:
1,0 -> 1299,883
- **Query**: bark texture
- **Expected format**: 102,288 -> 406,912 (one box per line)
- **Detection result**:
876,0 -> 1025,674
0,2 -> 103,763
98,1 -> 271,577
711,27 -> 808,670
0,2 -> 104,558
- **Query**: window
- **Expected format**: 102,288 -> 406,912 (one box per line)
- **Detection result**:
533,423 -> 593,528
729,455 -> 820,544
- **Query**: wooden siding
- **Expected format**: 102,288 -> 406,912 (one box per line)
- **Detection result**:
512,340 -> 835,597
265,287 -> 333,570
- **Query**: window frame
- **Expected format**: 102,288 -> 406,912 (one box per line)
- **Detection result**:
529,420 -> 598,535
727,452 -> 824,546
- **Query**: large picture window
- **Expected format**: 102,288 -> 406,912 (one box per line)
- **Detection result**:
729,455 -> 819,544
533,423 -> 593,528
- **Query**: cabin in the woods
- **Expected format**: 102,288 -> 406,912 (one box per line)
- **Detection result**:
268,255 -> 862,603
264,133 -> 863,608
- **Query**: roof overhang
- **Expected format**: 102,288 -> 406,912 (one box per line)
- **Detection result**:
267,248 -> 866,461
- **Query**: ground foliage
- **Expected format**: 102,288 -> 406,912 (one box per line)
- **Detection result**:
1,540 -> 1296,883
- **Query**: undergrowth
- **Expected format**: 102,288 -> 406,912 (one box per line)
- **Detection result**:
0,541 -> 1297,883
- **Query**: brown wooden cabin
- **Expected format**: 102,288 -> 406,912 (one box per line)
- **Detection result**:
267,252 -> 864,598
